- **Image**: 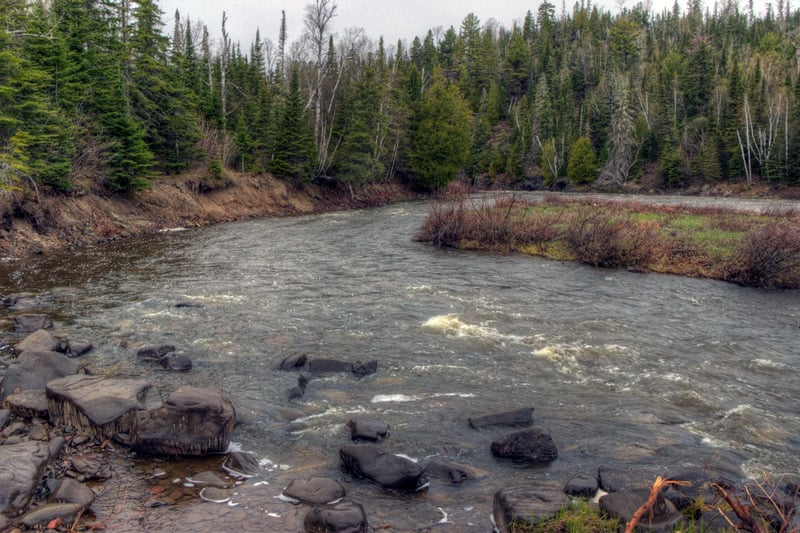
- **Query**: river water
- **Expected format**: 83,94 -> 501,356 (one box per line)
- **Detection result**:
1,194 -> 798,531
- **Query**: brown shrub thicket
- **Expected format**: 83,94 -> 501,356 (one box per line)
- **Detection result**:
562,210 -> 659,268
725,222 -> 800,288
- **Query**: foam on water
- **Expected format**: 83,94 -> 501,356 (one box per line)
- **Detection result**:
371,394 -> 421,403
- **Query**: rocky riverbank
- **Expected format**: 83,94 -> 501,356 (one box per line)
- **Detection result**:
2,301 -> 798,532
0,172 -> 418,259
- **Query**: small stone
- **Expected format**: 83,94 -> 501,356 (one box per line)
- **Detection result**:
223,452 -> 260,477
187,471 -> 228,488
198,487 -> 230,504
565,476 -> 599,498
21,503 -> 83,527
159,352 -> 192,371
13,314 -> 53,333
53,478 -> 95,508
352,360 -> 378,376
136,344 -> 176,362
70,453 -> 112,480
278,352 -> 307,370
490,428 -> 558,463
283,477 -> 345,505
468,407 -> 534,429
65,340 -> 93,357
0,421 -> 26,438
14,329 -> 58,354
346,417 -> 390,441
494,483 -> 570,531
303,500 -> 368,533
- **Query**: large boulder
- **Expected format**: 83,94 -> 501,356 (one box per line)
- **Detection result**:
490,428 -> 558,463
129,387 -> 235,456
468,407 -> 534,429
0,441 -> 51,516
0,351 -> 80,401
493,483 -> 570,532
14,329 -> 58,354
599,488 -> 684,532
303,500 -> 368,533
46,375 -> 161,444
340,444 -> 428,492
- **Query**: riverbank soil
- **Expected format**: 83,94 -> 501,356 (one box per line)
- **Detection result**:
0,172 -> 416,259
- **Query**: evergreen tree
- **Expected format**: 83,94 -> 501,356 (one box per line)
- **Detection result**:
567,136 -> 598,184
269,69 -> 315,182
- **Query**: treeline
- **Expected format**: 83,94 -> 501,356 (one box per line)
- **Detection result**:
2,0 -> 800,196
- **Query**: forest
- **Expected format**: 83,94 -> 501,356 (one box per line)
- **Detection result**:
2,0 -> 800,197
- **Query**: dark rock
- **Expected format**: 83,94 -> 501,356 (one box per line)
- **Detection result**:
70,452 -> 113,480
65,339 -> 93,357
48,436 -> 66,458
564,475 -> 599,498
303,500 -> 368,533
53,478 -> 95,508
0,351 -> 80,401
278,352 -> 307,370
662,469 -> 714,512
0,420 -> 26,438
698,509 -> 740,532
223,451 -> 260,477
598,465 -> 658,493
159,352 -> 193,371
136,344 -> 176,362
423,460 -> 481,484
14,314 -> 53,333
3,389 -> 49,418
286,374 -> 309,401
490,428 -> 558,463
493,483 -> 570,531
20,503 -> 83,527
0,408 -> 10,430
308,359 -> 353,373
468,407 -> 534,429
346,416 -> 389,441
0,441 -> 51,516
175,300 -> 203,308
599,489 -> 684,532
340,444 -> 428,492
283,477 -> 345,504
129,387 -> 235,456
46,375 -> 161,444
14,329 -> 58,354
187,471 -> 228,488
351,360 -> 378,377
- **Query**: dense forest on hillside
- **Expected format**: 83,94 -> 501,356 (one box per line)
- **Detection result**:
2,0 -> 800,196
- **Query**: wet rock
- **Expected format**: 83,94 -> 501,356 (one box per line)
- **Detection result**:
70,452 -> 113,480
423,460 -> 481,484
308,359 -> 353,373
599,488 -> 684,532
159,352 -> 193,372
698,509 -> 739,532
0,420 -> 26,438
303,499 -> 368,533
136,344 -> 176,362
223,451 -> 260,477
20,503 -> 83,527
48,436 -> 65,458
0,441 -> 51,516
198,487 -> 230,503
46,375 -> 161,444
468,407 -> 534,429
65,339 -> 93,357
175,300 -> 203,308
351,360 -> 378,377
564,475 -> 600,498
662,469 -> 714,511
490,428 -> 558,463
53,478 -> 95,508
0,408 -> 9,430
14,329 -> 58,354
3,389 -> 49,419
13,314 -> 53,333
286,374 -> 309,401
129,387 -> 235,456
493,483 -> 570,531
340,444 -> 428,492
283,477 -> 345,504
278,352 -> 307,370
188,471 -> 228,488
346,416 -> 389,441
0,351 -> 80,401
28,420 -> 49,441
598,465 -> 657,493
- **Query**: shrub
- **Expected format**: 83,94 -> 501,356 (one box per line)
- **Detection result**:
414,200 -> 468,247
563,210 -> 657,268
725,221 -> 800,288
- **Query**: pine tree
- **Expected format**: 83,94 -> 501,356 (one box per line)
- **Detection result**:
567,136 -> 598,184
269,69 -> 315,182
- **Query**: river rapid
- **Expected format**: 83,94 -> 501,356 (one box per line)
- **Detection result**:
1,194 -> 798,531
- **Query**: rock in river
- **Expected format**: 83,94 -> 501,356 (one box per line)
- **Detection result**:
468,407 -> 534,429
490,427 -> 558,463
340,444 -> 428,492
0,441 -> 50,516
493,483 -> 570,531
14,329 -> 58,355
283,477 -> 346,505
346,416 -> 389,441
0,351 -> 80,401
303,500 -> 368,533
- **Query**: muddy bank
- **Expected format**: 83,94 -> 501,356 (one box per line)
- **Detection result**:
0,173 -> 418,259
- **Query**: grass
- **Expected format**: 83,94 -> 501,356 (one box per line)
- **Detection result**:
415,194 -> 800,289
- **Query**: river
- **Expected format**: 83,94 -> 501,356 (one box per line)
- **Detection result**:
1,194 -> 798,531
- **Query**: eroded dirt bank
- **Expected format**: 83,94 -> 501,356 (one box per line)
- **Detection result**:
0,173 -> 417,258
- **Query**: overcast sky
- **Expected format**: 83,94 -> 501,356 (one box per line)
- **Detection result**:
157,0 -> 762,49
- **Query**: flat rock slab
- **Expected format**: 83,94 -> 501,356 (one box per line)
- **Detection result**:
303,500 -> 368,533
13,315 -> 52,333
65,339 -> 93,357
277,353 -> 307,370
423,460 -> 483,484
0,351 -> 80,401
490,427 -> 558,463
14,329 -> 58,354
599,489 -> 684,532
283,477 -> 346,504
70,453 -> 113,480
468,407 -> 534,429
3,389 -> 49,419
0,441 -> 51,516
46,375 -> 161,443
53,478 -> 95,508
20,503 -> 83,528
493,483 -> 570,531
223,451 -> 260,477
129,387 -> 235,456
346,416 -> 390,441
340,444 -> 428,492
564,475 -> 599,498
598,465 -> 660,493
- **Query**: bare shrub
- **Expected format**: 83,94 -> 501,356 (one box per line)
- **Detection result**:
725,221 -> 800,288
414,199 -> 467,247
514,210 -> 564,252
563,210 -> 657,268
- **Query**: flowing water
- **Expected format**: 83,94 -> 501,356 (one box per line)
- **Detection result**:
1,194 -> 798,531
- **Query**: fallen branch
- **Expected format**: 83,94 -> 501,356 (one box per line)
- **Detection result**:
625,476 -> 690,533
